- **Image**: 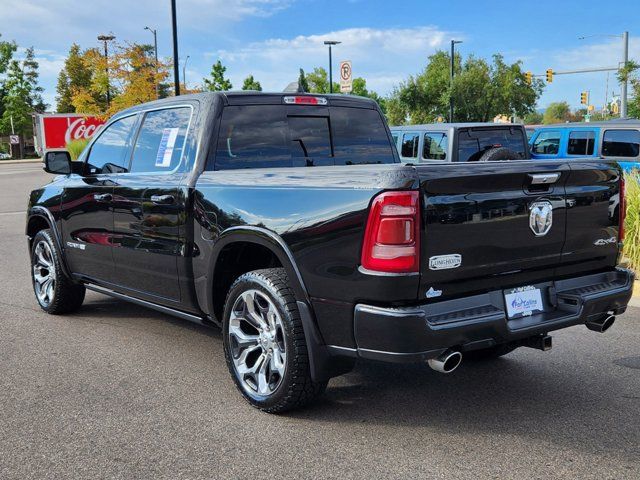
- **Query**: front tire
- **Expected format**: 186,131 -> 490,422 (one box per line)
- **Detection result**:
222,268 -> 326,413
30,229 -> 85,314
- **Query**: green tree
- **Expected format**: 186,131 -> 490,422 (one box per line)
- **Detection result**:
393,51 -> 544,123
0,47 -> 46,136
0,34 -> 18,122
241,75 -> 262,91
523,111 -> 543,124
620,60 -> 640,118
56,43 -> 96,113
203,60 -> 232,91
305,67 -> 339,93
542,101 -> 572,124
350,77 -> 386,112
297,68 -> 309,92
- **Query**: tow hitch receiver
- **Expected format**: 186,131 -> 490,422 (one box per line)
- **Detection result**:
523,334 -> 553,351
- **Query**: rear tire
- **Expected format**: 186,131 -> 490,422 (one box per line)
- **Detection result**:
30,229 -> 85,314
222,268 -> 327,413
465,344 -> 518,361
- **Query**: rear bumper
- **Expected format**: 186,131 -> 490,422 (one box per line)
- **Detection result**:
350,269 -> 634,363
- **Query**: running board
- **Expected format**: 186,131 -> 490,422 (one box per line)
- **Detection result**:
85,283 -> 207,325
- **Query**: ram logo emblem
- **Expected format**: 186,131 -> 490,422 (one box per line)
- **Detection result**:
529,201 -> 553,237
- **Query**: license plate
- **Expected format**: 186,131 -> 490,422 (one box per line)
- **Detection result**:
505,286 -> 544,319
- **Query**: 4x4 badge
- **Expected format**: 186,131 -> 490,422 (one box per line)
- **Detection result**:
529,201 -> 553,237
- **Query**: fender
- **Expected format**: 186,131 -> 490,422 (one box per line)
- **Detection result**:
26,206 -> 73,280
206,226 -> 349,382
207,226 -> 311,311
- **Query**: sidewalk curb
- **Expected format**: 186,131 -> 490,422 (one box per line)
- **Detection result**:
0,159 -> 42,165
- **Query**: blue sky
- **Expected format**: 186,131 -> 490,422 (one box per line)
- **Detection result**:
1,0 -> 638,112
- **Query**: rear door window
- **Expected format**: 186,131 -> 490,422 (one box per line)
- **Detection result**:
458,127 -> 527,161
422,132 -> 447,160
602,129 -> 640,157
400,132 -> 419,159
567,130 -> 595,155
531,130 -> 561,155
129,107 -> 192,173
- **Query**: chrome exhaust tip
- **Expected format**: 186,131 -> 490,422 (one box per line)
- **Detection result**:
428,350 -> 462,374
586,314 -> 615,333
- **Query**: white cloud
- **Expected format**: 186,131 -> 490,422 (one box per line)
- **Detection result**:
1,0 -> 295,110
212,26 -> 453,94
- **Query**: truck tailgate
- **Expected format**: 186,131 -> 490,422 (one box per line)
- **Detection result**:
414,161 -> 622,302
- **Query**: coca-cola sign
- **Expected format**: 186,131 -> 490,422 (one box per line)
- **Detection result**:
41,115 -> 106,150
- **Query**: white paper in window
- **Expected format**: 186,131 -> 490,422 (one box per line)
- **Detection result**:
155,127 -> 180,167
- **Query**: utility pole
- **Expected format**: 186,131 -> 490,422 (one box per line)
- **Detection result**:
621,31 -> 629,118
144,26 -> 159,98
171,0 -> 180,96
450,40 -> 462,123
324,40 -> 341,93
97,34 -> 115,106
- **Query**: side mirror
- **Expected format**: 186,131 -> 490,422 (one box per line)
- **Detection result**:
44,151 -> 72,174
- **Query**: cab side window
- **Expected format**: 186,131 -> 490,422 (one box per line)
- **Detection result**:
85,115 -> 137,175
400,132 -> 419,159
129,107 -> 191,173
422,133 -> 447,160
567,130 -> 595,155
602,129 -> 640,157
531,131 -> 560,155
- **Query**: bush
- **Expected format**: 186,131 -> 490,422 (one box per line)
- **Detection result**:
66,139 -> 89,161
623,172 -> 640,272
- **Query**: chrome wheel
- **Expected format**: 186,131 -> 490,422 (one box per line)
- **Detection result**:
33,240 -> 56,307
228,289 -> 287,397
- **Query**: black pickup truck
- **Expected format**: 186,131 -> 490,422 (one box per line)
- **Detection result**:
28,92 -> 633,413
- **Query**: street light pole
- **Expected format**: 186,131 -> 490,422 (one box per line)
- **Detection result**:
323,40 -> 341,93
621,31 -> 629,118
450,40 -> 462,123
97,34 -> 115,107
183,55 -> 190,91
578,32 -> 630,118
170,0 -> 180,96
144,26 -> 159,99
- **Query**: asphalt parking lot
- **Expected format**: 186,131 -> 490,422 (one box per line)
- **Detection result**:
1,161 -> 639,479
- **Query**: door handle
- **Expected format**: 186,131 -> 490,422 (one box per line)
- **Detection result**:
94,193 -> 113,202
150,194 -> 175,205
528,173 -> 561,185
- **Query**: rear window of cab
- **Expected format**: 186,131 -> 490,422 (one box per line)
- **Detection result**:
213,105 -> 395,169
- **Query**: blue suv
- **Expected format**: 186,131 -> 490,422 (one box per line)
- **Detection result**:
529,120 -> 640,172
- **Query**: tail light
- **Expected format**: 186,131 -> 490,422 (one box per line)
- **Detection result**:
619,175 -> 626,243
361,191 -> 420,273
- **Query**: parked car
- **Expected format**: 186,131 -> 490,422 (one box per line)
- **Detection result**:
27,92 -> 633,413
390,123 -> 530,163
529,120 -> 640,172
525,124 -> 542,140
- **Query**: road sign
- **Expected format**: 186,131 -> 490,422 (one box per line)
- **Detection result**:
9,135 -> 19,145
339,60 -> 352,93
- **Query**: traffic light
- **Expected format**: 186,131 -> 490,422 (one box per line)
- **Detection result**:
525,71 -> 533,85
546,69 -> 553,83
580,91 -> 588,105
